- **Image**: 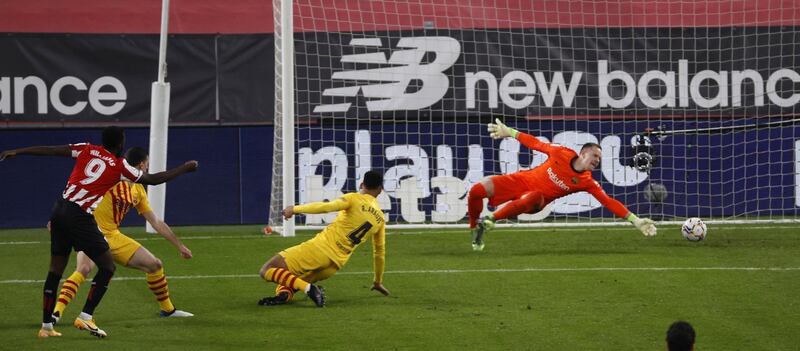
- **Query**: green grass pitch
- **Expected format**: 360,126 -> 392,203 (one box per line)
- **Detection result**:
1,224 -> 798,350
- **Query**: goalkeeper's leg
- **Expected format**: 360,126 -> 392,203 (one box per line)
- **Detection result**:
470,176 -> 529,250
467,180 -> 493,229
493,191 -> 547,221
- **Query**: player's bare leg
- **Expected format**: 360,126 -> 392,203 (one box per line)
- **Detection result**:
259,255 -> 325,307
125,246 -> 194,317
468,177 -> 495,251
53,252 -> 95,324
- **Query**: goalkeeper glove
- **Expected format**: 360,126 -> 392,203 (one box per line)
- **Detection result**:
627,213 -> 657,237
487,118 -> 519,139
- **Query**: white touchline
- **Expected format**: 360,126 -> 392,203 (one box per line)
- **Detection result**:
1,225 -> 799,246
1,267 -> 798,285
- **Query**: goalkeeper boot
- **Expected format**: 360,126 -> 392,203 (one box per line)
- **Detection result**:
472,216 -> 495,251
258,291 -> 290,306
306,284 -> 326,307
73,317 -> 107,338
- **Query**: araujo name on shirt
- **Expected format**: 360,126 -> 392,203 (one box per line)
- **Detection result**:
89,149 -> 116,167
547,167 -> 571,191
362,204 -> 384,225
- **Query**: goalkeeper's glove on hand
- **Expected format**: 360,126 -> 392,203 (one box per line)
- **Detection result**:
627,213 -> 657,237
487,118 -> 519,139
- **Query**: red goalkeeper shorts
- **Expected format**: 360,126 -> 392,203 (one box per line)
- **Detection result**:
487,173 -> 530,207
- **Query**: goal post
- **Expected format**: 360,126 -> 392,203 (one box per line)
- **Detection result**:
270,1 -> 800,233
146,0 -> 172,234
269,0 -> 296,236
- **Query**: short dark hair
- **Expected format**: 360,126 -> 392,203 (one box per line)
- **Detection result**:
666,321 -> 696,351
102,126 -> 125,151
581,142 -> 601,152
362,170 -> 383,190
124,147 -> 149,167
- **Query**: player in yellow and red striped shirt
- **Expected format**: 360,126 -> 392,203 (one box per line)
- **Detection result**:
52,147 -> 194,323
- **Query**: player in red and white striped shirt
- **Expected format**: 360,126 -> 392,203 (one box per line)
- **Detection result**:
0,126 -> 198,339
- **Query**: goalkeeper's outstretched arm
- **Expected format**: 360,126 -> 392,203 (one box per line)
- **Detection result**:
487,119 -> 556,155
587,185 -> 657,237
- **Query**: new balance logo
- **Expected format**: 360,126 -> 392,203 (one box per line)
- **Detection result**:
314,37 -> 460,113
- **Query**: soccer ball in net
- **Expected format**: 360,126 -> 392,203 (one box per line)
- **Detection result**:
681,217 -> 707,242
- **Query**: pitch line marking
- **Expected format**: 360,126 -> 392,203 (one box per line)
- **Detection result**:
1,266 -> 798,284
1,225 -> 798,245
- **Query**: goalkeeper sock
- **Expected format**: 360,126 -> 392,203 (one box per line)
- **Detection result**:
494,191 -> 546,220
55,271 -> 86,316
468,183 -> 488,228
146,268 -> 175,313
263,268 -> 310,293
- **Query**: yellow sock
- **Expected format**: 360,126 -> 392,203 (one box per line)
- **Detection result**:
146,268 -> 175,313
275,285 -> 296,301
54,271 -> 85,315
263,268 -> 310,292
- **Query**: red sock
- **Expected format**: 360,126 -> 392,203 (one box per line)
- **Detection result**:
468,183 -> 488,228
494,191 -> 545,220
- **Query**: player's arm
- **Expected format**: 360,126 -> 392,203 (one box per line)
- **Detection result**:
0,145 -> 72,161
136,161 -> 198,185
141,211 -> 192,259
370,224 -> 389,296
487,119 -> 555,154
586,184 -> 657,236
282,196 -> 351,218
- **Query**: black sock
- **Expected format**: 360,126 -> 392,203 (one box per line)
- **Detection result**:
43,272 -> 61,324
81,268 -> 114,316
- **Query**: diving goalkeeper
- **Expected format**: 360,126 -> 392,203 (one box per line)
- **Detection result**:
468,119 -> 657,251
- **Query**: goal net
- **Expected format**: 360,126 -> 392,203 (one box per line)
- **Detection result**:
270,0 -> 800,234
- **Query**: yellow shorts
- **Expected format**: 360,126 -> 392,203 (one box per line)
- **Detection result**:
279,240 -> 339,283
102,230 -> 142,266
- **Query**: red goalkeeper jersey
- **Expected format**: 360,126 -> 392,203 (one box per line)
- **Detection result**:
495,132 -> 629,219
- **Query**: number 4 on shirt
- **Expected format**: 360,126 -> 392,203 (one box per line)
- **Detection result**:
347,222 -> 373,245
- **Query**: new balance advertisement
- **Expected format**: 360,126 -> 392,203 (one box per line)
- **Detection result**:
300,27 -> 799,120
0,34 -> 273,127
2,28 -> 798,126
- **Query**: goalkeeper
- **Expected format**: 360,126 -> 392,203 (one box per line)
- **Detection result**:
468,119 -> 657,251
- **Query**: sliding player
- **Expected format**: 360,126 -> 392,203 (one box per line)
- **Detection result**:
257,170 -> 389,307
467,119 -> 657,251
0,126 -> 197,338
52,147 -> 194,324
